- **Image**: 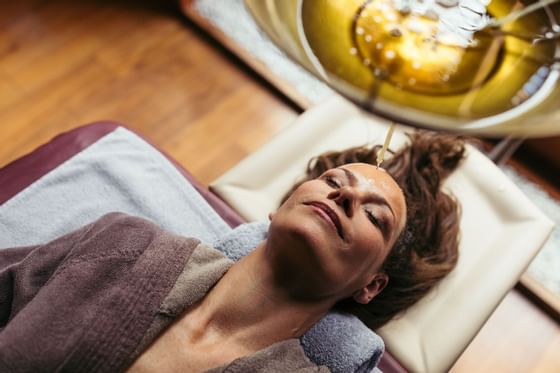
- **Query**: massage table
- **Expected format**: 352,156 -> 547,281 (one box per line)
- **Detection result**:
0,120 -> 383,373
0,100 -> 554,372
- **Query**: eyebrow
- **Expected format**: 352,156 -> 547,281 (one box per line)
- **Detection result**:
339,167 -> 396,221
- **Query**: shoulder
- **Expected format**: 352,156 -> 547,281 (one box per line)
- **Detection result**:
87,212 -> 172,241
70,212 -> 197,260
91,212 -> 162,231
214,339 -> 330,373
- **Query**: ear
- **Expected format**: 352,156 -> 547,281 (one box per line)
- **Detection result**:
352,273 -> 388,304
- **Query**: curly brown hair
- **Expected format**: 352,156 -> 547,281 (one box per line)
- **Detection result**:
282,131 -> 466,329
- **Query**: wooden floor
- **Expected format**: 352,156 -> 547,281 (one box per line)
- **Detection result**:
0,0 -> 297,184
0,1 -> 558,372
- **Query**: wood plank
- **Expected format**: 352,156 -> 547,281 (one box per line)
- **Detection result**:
0,67 -> 24,112
0,0 -> 297,172
517,274 -> 560,323
452,290 -> 560,373
163,82 -> 294,184
180,0 -> 313,110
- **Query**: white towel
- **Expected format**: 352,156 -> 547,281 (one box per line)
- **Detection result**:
0,127 -> 231,247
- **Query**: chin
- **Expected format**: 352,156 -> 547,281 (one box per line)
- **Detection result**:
272,215 -> 336,264
272,218 -> 316,248
268,218 -> 348,298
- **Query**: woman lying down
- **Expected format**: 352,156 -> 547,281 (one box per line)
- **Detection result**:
0,132 -> 465,372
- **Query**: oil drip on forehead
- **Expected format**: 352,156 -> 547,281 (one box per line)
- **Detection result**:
365,175 -> 390,191
345,164 -> 397,194
342,163 -> 407,234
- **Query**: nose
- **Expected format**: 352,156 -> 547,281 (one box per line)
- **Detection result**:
328,186 -> 359,217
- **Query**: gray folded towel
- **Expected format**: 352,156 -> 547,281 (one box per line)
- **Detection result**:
213,222 -> 385,373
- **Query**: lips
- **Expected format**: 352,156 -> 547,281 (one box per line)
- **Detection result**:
304,201 -> 344,240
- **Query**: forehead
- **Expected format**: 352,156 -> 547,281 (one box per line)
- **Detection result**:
340,163 -> 406,224
342,163 -> 400,192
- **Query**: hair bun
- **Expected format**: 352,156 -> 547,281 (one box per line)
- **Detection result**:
412,131 -> 465,173
386,131 -> 466,195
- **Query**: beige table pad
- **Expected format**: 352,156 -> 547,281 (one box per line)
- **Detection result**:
210,96 -> 554,373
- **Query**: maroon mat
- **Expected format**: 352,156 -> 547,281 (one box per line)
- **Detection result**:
0,122 -> 118,206
0,122 -> 244,228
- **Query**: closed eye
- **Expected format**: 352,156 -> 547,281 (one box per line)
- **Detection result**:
365,209 -> 381,228
325,175 -> 341,189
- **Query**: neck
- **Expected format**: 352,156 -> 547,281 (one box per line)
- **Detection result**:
178,241 -> 334,353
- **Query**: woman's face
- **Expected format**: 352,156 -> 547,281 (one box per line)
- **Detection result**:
267,163 -> 406,303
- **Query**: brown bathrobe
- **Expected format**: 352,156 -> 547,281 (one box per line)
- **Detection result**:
0,212 -> 329,372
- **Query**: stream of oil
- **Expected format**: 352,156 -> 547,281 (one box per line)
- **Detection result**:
376,122 -> 397,168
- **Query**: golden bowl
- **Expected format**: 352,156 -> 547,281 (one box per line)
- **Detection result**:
246,0 -> 560,137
